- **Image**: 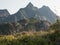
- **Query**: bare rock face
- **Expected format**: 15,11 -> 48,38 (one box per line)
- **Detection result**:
39,6 -> 57,23
0,2 -> 59,23
0,9 -> 10,17
14,2 -> 58,23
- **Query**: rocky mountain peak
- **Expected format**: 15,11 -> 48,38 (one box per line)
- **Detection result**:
26,2 -> 34,9
0,9 -> 10,17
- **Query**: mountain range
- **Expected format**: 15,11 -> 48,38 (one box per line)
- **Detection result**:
0,2 -> 58,23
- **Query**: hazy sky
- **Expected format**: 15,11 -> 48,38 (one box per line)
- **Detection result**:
0,0 -> 60,16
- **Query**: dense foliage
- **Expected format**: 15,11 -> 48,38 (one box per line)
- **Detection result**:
0,19 -> 60,45
0,30 -> 60,45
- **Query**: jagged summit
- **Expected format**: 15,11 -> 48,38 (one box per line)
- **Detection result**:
26,2 -> 34,9
39,5 -> 57,23
40,6 -> 51,11
10,5 -> 59,23
0,2 -> 59,23
41,5 -> 48,8
27,2 -> 33,6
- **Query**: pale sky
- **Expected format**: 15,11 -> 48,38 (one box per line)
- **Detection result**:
0,0 -> 60,16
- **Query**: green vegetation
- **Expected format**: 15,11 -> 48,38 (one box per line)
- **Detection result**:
0,19 -> 60,45
0,30 -> 60,45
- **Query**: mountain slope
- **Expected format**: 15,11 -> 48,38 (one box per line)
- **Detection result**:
0,2 -> 59,23
39,6 -> 57,23
0,9 -> 10,17
13,2 -> 58,23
